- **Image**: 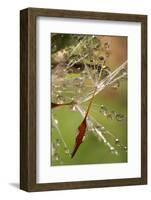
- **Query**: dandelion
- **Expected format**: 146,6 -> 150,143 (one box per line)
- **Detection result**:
51,33 -> 127,165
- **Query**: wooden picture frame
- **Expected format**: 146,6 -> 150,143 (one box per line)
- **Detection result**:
20,7 -> 147,192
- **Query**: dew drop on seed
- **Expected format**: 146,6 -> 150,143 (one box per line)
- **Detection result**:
56,95 -> 65,104
100,126 -> 105,131
100,105 -> 108,116
111,81 -> 120,89
113,150 -> 119,156
110,146 -> 115,151
73,78 -> 82,87
116,114 -> 125,121
103,139 -> 107,144
120,68 -> 127,76
115,138 -> 120,145
106,112 -> 114,120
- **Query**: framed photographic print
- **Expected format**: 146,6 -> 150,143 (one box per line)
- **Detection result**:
20,8 -> 147,191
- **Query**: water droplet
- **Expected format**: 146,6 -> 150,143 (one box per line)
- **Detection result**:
97,126 -> 106,134
120,68 -> 127,77
114,150 -> 119,156
64,147 -> 70,154
111,111 -> 116,117
77,67 -> 81,72
100,126 -> 105,131
103,139 -> 107,144
56,138 -> 61,147
115,138 -> 120,145
53,153 -> 60,161
110,146 -> 115,151
99,56 -> 104,61
100,105 -> 108,116
116,114 -> 125,121
88,126 -> 95,132
54,119 -> 58,124
107,142 -> 111,146
106,112 -> 114,120
111,81 -> 120,89
124,146 -> 127,151
73,78 -> 83,87
70,105 -> 76,112
56,95 -> 65,103
57,90 -> 62,94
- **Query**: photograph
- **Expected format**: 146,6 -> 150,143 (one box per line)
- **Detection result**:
51,33 -> 128,166
20,7 -> 147,191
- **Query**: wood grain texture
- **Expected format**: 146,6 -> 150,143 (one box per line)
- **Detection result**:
20,7 -> 147,192
20,8 -> 36,191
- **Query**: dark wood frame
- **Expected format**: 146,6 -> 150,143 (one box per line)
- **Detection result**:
20,7 -> 147,192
